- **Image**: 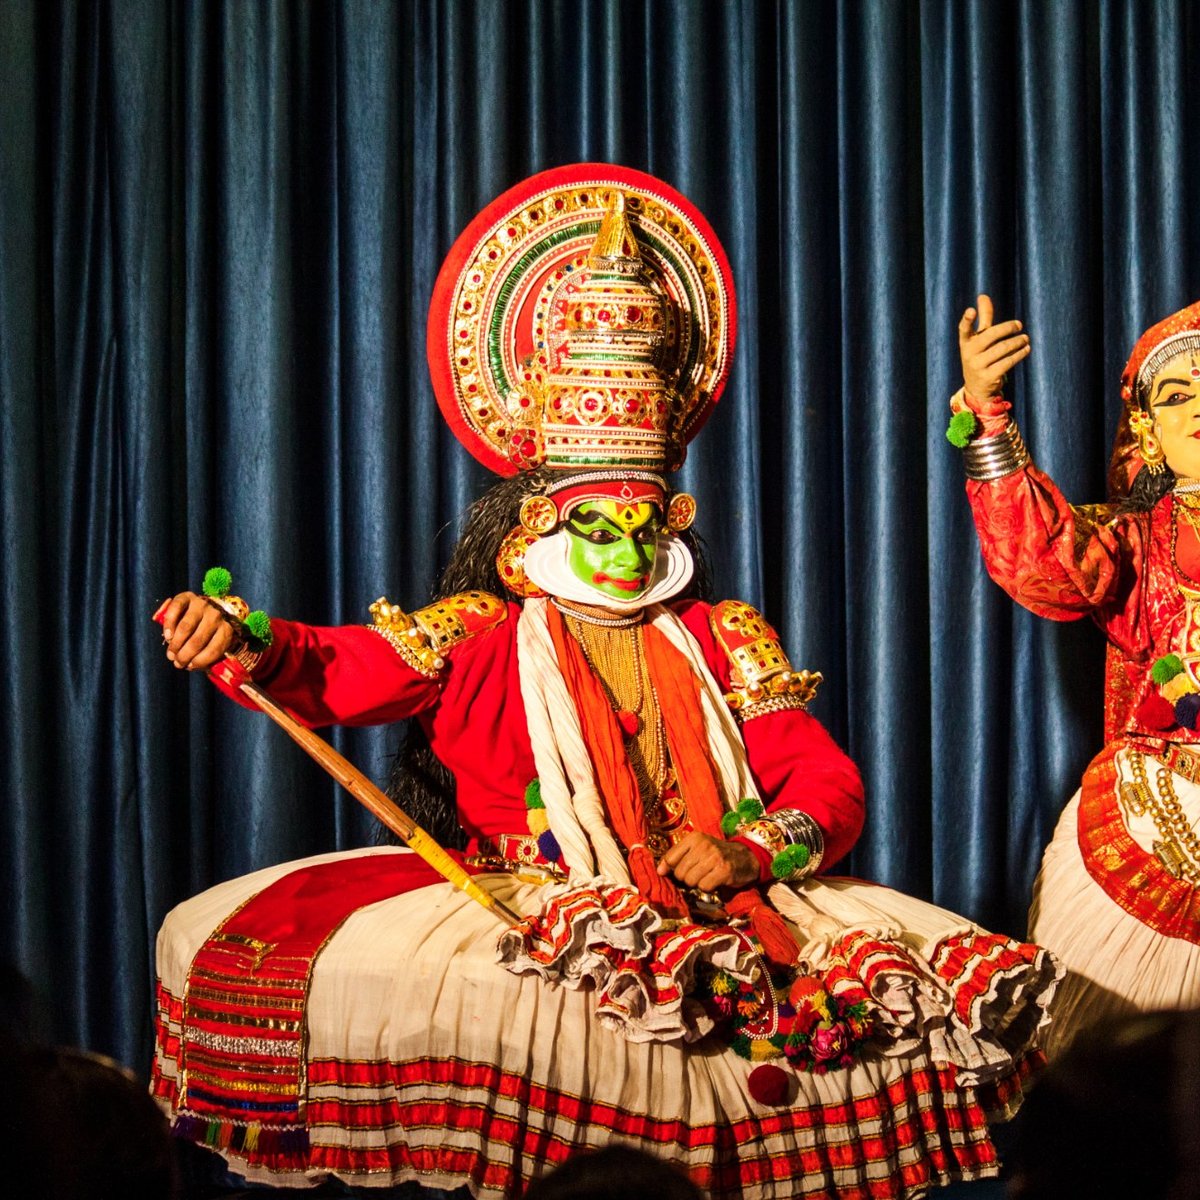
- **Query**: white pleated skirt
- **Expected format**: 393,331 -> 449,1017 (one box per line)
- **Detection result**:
153,848 -> 1057,1199
1030,744 -> 1200,1059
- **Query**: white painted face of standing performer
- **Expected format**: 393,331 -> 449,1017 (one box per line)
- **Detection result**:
1151,352 -> 1200,479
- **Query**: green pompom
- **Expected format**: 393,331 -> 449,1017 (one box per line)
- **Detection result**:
736,798 -> 765,821
525,778 -> 544,810
1152,654 -> 1185,685
243,610 -> 273,647
202,566 -> 233,598
770,844 -> 811,880
720,811 -> 742,837
729,1034 -> 753,1060
945,410 -> 979,449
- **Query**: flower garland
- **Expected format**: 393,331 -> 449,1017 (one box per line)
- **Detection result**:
691,942 -> 873,1074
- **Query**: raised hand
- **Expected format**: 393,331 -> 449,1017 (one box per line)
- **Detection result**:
156,591 -> 238,670
958,293 -> 1031,399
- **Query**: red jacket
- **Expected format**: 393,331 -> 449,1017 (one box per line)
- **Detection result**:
211,597 -> 865,870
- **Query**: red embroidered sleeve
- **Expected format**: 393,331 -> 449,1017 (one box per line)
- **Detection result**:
673,599 -> 865,872
208,619 -> 443,727
966,464 -> 1145,625
738,708 -> 865,870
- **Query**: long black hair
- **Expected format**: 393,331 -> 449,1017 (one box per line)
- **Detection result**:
379,472 -> 712,848
1122,462 -> 1176,513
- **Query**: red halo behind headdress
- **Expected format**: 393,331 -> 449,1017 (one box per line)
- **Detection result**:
1110,299 -> 1200,498
427,164 -> 737,479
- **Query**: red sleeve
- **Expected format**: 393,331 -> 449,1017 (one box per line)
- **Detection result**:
738,709 -> 864,870
966,463 -> 1145,621
673,599 -> 865,873
207,618 -> 441,727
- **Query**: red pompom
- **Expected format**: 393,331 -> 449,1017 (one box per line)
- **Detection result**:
1136,691 -> 1178,731
747,1063 -> 791,1106
616,709 -> 641,737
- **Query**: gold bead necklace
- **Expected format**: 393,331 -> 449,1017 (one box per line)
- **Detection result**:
565,616 -> 669,804
1125,751 -> 1200,885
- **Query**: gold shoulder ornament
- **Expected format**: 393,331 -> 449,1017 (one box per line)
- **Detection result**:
368,591 -> 508,677
709,600 -> 822,722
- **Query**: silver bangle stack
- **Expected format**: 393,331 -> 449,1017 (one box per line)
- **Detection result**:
770,809 -> 825,877
962,421 -> 1030,481
736,808 -> 825,882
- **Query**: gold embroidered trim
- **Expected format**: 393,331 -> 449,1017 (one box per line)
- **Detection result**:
732,693 -> 811,724
366,621 -> 439,676
368,592 -> 507,677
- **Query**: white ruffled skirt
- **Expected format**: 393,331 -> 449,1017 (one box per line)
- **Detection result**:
1029,743 -> 1200,1059
153,849 -> 1057,1199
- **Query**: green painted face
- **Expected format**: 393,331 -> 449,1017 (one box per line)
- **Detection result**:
564,500 -> 661,602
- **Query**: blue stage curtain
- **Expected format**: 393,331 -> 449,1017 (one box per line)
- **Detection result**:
3,0 -> 1200,1069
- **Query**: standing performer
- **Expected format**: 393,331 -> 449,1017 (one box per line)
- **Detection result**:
153,168 -> 1057,1200
953,294 -> 1200,1058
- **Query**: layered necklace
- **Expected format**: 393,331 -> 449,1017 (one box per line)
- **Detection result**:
562,609 -> 671,806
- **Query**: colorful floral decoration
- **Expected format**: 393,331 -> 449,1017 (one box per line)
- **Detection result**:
720,797 -> 764,836
691,940 -> 873,1076
720,798 -> 812,880
945,410 -> 979,448
201,565 -> 273,651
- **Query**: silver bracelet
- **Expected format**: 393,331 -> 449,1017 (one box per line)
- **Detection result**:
962,421 -> 1030,481
769,809 -> 825,878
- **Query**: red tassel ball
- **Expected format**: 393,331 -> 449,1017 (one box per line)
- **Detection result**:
616,709 -> 641,737
747,1063 -> 791,1106
1136,692 -> 1178,731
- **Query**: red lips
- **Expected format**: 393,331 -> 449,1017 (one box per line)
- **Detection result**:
592,573 -> 648,592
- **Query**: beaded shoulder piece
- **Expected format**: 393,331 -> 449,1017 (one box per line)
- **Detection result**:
709,600 -> 822,722
368,591 -> 508,677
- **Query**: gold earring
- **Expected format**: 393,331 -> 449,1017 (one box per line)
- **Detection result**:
1130,411 -> 1167,475
666,492 -> 697,533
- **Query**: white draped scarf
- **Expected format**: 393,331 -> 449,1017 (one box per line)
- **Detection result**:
515,597 -> 762,884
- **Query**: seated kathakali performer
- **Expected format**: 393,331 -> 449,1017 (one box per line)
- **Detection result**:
151,166 -> 1060,1200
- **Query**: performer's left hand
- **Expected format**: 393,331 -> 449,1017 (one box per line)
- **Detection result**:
658,832 -> 759,890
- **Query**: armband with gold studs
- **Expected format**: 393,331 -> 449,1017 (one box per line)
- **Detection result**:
710,600 -> 822,721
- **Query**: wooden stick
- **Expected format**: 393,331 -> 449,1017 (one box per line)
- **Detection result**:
238,679 -> 524,928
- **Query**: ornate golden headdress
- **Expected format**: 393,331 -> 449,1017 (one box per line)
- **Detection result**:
427,164 -> 736,485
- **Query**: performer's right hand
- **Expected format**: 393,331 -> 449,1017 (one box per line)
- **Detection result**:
958,293 -> 1031,399
157,592 -> 238,670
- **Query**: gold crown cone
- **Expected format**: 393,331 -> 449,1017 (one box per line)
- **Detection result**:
509,193 -> 682,473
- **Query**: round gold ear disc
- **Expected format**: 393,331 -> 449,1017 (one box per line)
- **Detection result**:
495,526 -> 547,598
666,492 -> 697,533
519,494 -> 559,536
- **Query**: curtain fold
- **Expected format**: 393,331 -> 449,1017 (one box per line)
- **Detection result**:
3,0 -> 1200,1069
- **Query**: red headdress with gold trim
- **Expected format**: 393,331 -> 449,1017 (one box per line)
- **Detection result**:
1110,299 -> 1200,498
427,165 -> 736,505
